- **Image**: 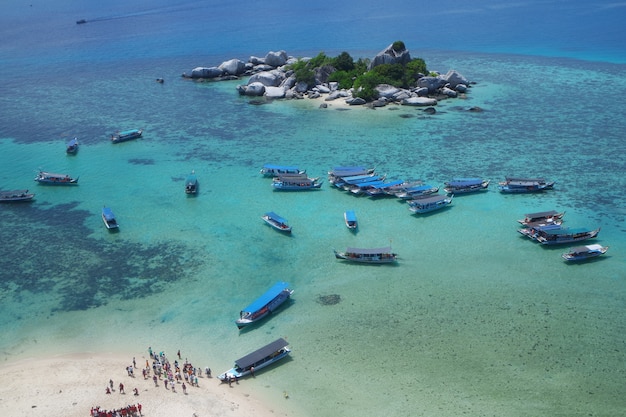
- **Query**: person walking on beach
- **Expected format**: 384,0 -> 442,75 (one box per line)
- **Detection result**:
105,387 -> 111,394
177,349 -> 181,359
133,387 -> 139,396
119,382 -> 125,394
137,403 -> 142,416
152,375 -> 158,387
182,382 -> 187,394
164,379 -> 169,390
133,357 -> 136,368
109,379 -> 114,391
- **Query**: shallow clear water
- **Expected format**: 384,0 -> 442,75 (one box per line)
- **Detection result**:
1,1 -> 625,416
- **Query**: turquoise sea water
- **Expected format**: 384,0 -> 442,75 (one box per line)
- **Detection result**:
1,1 -> 625,416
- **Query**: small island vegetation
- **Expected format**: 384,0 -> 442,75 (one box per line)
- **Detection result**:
287,41 -> 429,101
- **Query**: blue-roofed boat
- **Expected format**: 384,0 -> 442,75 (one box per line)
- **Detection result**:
443,178 -> 489,194
562,244 -> 608,261
363,179 -> 406,196
272,174 -> 322,191
347,179 -> 387,194
66,138 -> 79,154
260,164 -> 305,177
328,166 -> 375,184
34,171 -> 79,185
498,176 -> 555,193
344,210 -> 357,230
535,227 -> 600,245
334,246 -> 397,264
185,170 -> 198,194
262,211 -> 292,233
394,184 -> 438,199
111,128 -> 143,143
218,338 -> 291,382
407,194 -> 453,214
0,189 -> 35,202
236,282 -> 294,329
336,173 -> 385,189
102,206 -> 119,229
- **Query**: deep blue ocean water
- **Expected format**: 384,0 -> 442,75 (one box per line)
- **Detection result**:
1,1 -> 625,416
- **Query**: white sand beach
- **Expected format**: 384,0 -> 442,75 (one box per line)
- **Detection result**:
0,352 -> 289,417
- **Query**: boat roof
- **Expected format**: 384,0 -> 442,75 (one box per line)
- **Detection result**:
524,210 -> 560,218
345,247 -> 393,255
242,281 -> 291,313
446,178 -> 483,186
234,338 -> 289,369
341,174 -> 381,183
542,227 -> 591,235
344,210 -> 357,222
506,176 -> 546,182
569,244 -> 603,252
263,164 -> 300,170
102,207 -> 116,220
40,171 -> 69,177
410,194 -> 448,204
403,184 -> 435,192
265,212 -> 287,223
119,129 -> 140,135
368,179 -> 404,189
352,180 -> 385,187
67,138 -> 78,145
1,189 -> 29,195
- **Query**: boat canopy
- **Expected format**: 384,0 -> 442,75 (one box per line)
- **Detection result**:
67,138 -> 78,146
40,171 -> 70,178
403,184 -> 435,192
344,210 -> 357,222
524,210 -> 560,218
241,282 -> 290,314
1,189 -> 29,196
234,338 -> 289,370
346,247 -> 393,255
569,244 -> 603,253
542,227 -> 590,236
367,179 -> 404,189
119,129 -> 140,136
102,207 -> 116,221
263,164 -> 300,171
506,176 -> 547,182
446,178 -> 483,187
265,212 -> 287,224
341,174 -> 382,184
410,195 -> 448,204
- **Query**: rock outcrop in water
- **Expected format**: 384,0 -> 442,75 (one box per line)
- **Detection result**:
182,44 -> 472,108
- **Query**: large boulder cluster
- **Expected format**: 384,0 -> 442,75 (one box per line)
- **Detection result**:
182,46 -> 471,108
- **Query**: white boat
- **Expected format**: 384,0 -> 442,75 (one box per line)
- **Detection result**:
260,164 -> 304,177
0,189 -> 35,202
102,206 -> 119,229
562,244 -> 608,261
185,170 -> 198,194
262,212 -> 292,233
517,210 -> 565,226
333,246 -> 397,264
236,282 -> 294,329
272,174 -> 322,191
34,171 -> 79,185
443,178 -> 489,194
218,338 -> 291,381
111,129 -> 143,143
344,210 -> 357,230
407,194 -> 453,214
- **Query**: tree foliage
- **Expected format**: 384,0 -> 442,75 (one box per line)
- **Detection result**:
288,41 -> 428,100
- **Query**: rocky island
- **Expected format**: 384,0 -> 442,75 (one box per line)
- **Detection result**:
182,41 -> 475,110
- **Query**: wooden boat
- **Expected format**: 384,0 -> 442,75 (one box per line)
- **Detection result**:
535,227 -> 600,245
328,166 -> 375,185
260,164 -> 304,177
333,246 -> 397,264
498,176 -> 555,193
66,138 -> 79,154
443,178 -> 489,194
562,244 -> 608,261
363,179 -> 406,196
0,189 -> 35,202
217,338 -> 291,382
262,212 -> 292,233
272,174 -> 322,191
344,210 -> 357,230
111,129 -> 143,143
517,222 -> 563,240
236,282 -> 294,329
517,210 -> 565,226
394,184 -> 438,199
185,170 -> 198,194
102,206 -> 119,229
407,194 -> 453,214
336,173 -> 385,190
34,171 -> 79,185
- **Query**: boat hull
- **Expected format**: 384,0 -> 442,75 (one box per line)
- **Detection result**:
34,172 -> 79,185
333,249 -> 397,264
0,190 -> 35,202
236,288 -> 293,329
562,245 -> 608,261
111,129 -> 143,143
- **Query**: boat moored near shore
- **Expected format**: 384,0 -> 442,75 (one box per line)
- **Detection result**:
333,246 -> 397,264
562,244 -> 608,261
0,189 -> 35,202
34,171 -> 79,185
218,338 -> 291,382
262,212 -> 292,233
111,129 -> 143,144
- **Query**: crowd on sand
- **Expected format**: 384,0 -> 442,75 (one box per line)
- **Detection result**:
90,346 -> 213,416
